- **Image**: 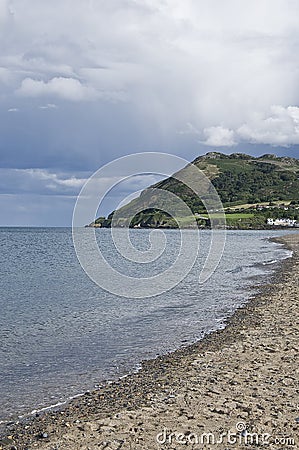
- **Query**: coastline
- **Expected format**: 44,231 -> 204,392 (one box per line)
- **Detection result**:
1,234 -> 298,449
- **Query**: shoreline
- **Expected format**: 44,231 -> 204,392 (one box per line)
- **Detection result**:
1,234 -> 298,449
0,230 -> 291,426
0,234 -> 290,423
87,224 -> 298,231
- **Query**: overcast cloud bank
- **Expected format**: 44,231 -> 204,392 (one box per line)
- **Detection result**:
0,0 -> 298,225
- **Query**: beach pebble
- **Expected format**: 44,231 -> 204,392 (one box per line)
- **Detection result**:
37,432 -> 48,439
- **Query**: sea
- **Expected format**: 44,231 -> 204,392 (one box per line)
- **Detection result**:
0,227 -> 296,424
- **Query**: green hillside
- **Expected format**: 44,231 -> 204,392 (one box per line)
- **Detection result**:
91,152 -> 299,229
152,152 -> 299,206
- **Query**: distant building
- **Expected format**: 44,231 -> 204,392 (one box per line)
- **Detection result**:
267,218 -> 297,227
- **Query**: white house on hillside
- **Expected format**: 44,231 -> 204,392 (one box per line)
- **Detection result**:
267,218 -> 297,227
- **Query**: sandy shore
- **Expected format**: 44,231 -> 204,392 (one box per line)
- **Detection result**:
1,234 -> 298,449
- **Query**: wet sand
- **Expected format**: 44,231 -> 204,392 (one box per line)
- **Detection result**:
1,234 -> 298,449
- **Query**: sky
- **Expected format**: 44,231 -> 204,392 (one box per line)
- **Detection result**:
0,0 -> 299,226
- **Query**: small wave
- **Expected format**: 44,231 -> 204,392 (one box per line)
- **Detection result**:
262,250 -> 293,266
69,392 -> 85,400
227,266 -> 243,273
17,392 -> 86,420
281,250 -> 293,260
262,259 -> 277,266
162,303 -> 195,310
30,400 -> 68,416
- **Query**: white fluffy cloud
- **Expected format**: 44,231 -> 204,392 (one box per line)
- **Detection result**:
39,103 -> 57,110
0,168 -> 88,195
237,105 -> 299,146
17,77 -> 97,102
17,77 -> 125,102
202,126 -> 237,147
200,106 -> 299,146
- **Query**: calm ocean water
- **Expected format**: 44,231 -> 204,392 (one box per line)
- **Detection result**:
0,228 -> 295,423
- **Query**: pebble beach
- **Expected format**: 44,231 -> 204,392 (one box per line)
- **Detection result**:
1,234 -> 298,450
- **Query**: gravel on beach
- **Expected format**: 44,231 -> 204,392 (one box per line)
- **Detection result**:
1,234 -> 298,450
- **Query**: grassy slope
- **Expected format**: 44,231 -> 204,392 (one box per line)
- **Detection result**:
96,152 -> 299,228
155,153 -> 299,207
